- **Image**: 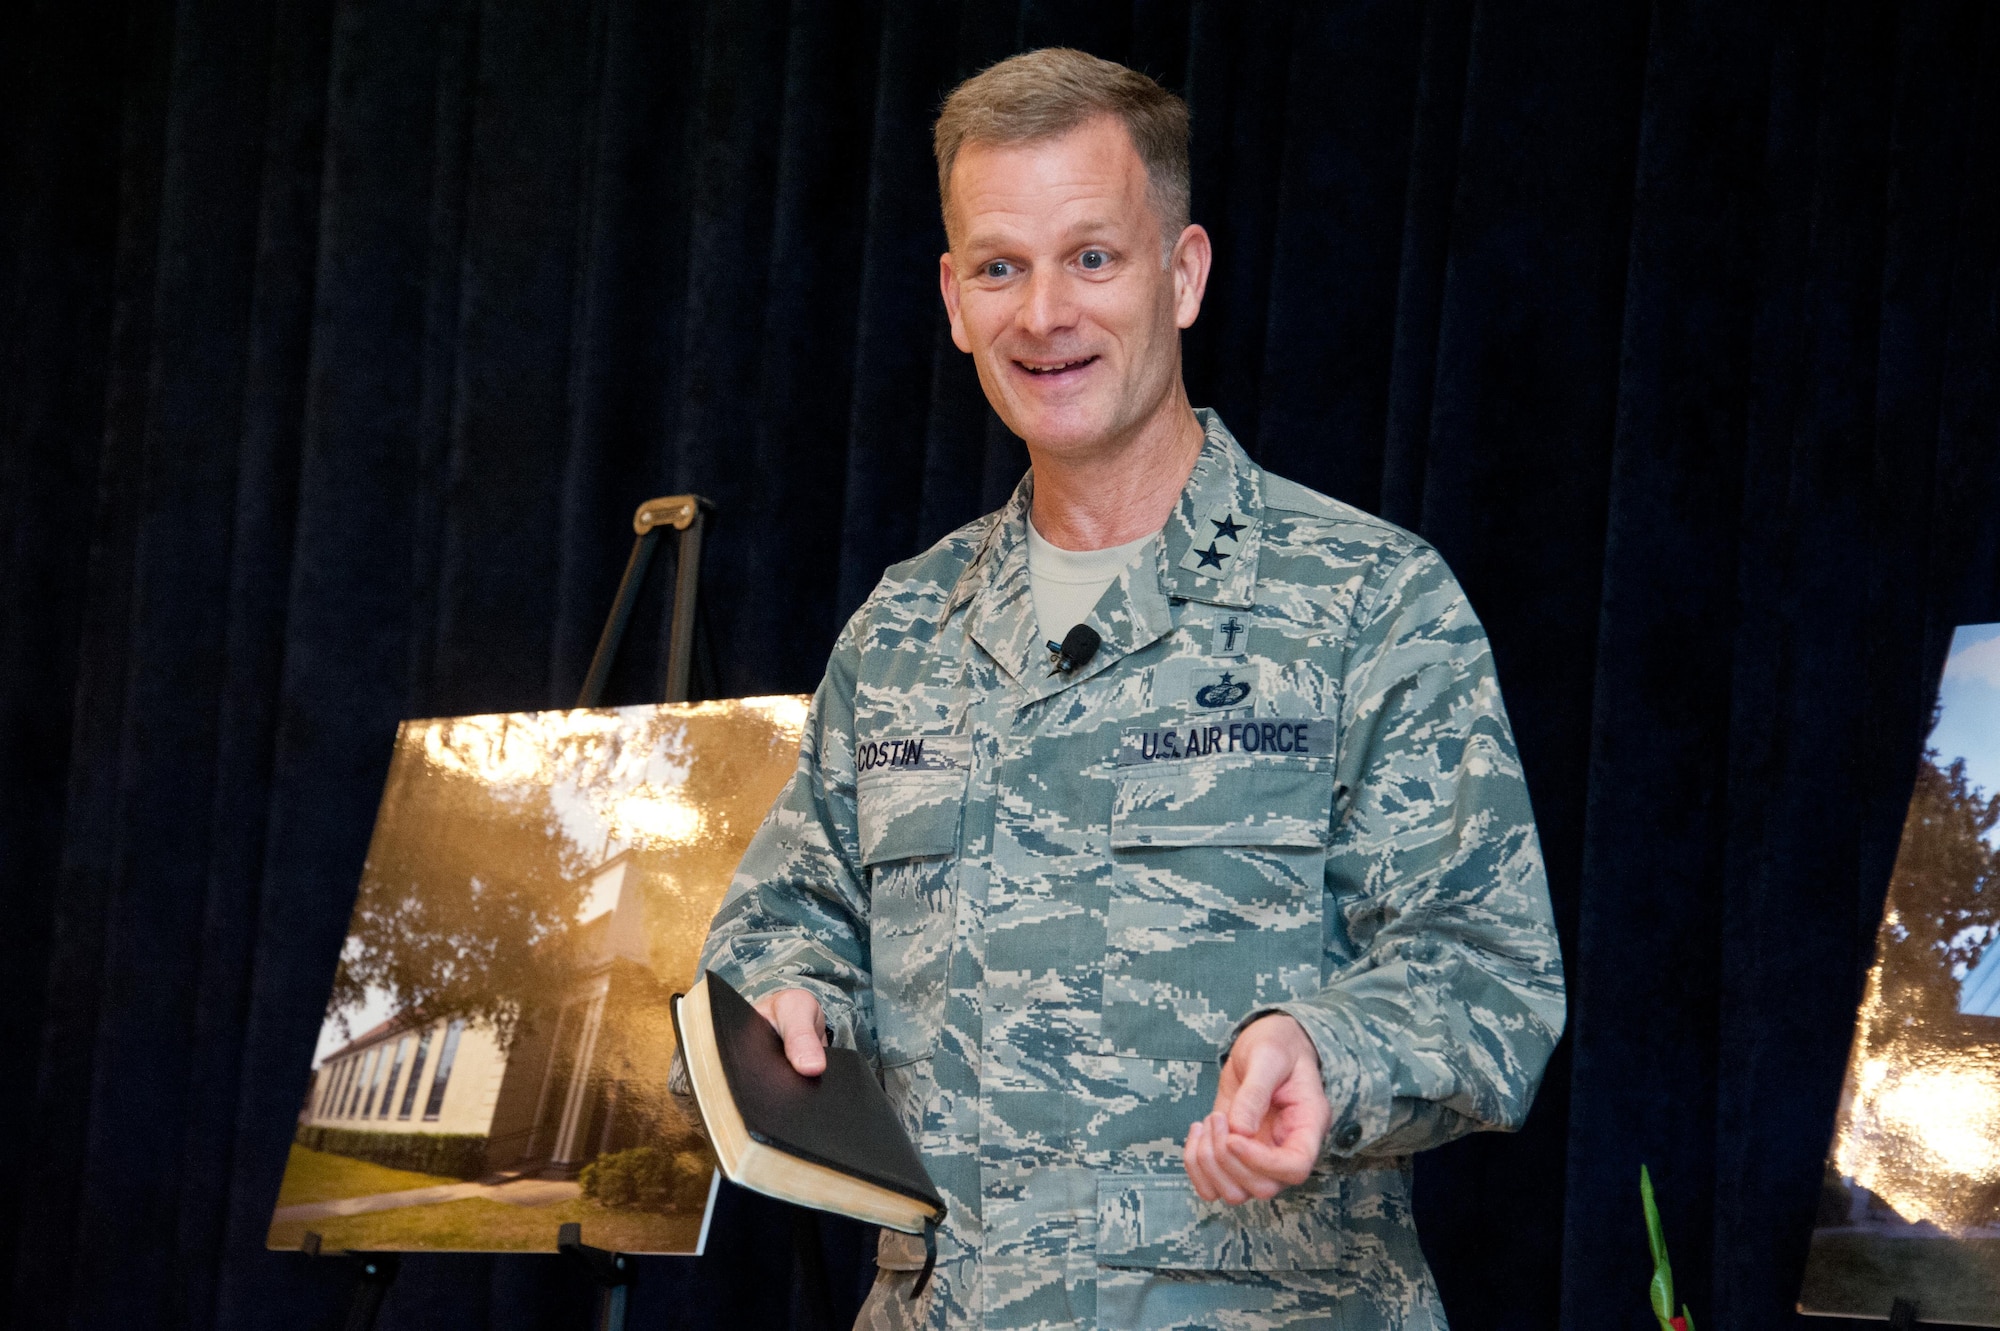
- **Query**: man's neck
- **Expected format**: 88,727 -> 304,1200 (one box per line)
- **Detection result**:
1025,390 -> 1205,551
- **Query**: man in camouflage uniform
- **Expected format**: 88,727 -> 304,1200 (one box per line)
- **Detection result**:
686,48 -> 1564,1330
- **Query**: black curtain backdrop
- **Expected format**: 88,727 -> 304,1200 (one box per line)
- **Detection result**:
5,1 -> 2000,1328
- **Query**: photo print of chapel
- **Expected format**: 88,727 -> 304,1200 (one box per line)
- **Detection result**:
1801,623 -> 2000,1321
265,697 -> 808,1255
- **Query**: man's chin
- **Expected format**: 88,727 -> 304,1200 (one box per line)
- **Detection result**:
1009,411 -> 1123,459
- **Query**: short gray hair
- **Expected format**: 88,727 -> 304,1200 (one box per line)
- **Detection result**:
934,48 -> 1191,242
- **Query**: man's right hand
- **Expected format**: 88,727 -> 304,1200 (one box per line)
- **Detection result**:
752,987 -> 830,1076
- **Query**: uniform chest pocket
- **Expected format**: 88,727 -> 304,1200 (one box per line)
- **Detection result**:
857,736 -> 969,1067
1103,753 -> 1333,1060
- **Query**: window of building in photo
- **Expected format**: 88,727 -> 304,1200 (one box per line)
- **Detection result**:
399,1029 -> 433,1119
378,1038 -> 410,1119
360,1047 -> 385,1117
425,1020 -> 464,1121
344,1049 -> 369,1117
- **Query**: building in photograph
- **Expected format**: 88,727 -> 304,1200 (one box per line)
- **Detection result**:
1959,940 -> 2000,1019
299,850 -> 673,1177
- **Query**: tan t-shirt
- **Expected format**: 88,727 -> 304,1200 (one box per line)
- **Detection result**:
1025,519 -> 1155,646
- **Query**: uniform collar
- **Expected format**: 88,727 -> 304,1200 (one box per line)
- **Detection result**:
948,409 -> 1262,699
1161,409 -> 1261,609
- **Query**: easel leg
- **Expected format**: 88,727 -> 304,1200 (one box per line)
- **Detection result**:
302,1233 -> 401,1331
342,1253 -> 400,1331
578,494 -> 713,709
598,1282 -> 629,1331
559,1222 -> 634,1331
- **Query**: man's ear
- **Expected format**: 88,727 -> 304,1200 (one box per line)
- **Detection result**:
939,253 -> 971,353
1170,224 -> 1212,330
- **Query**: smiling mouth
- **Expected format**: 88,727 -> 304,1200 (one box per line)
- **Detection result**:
1015,355 -> 1099,377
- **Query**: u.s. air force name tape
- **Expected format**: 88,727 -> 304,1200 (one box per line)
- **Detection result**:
1117,718 -> 1334,766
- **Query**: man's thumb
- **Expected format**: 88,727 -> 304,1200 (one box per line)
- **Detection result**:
771,993 -> 827,1075
1227,1042 -> 1287,1136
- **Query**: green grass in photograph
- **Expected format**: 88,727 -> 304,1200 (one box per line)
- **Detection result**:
275,1144 -> 461,1207
265,1193 -> 704,1255
1800,1232 -> 2000,1324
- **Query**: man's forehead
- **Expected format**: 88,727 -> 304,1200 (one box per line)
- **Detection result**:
946,117 -> 1151,247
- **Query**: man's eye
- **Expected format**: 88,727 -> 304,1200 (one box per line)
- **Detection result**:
983,261 -> 1013,279
1080,250 -> 1107,270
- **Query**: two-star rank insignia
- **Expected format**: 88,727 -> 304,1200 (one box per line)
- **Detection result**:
1177,505 -> 1250,580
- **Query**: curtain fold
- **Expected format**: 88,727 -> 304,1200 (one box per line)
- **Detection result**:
5,2 -> 1999,1327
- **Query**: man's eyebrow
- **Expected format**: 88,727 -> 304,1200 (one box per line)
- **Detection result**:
955,220 -> 1129,257
954,230 -> 1016,257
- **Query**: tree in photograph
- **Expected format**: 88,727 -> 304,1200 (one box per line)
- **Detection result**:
1878,730 -> 2000,1020
329,715 -> 598,1050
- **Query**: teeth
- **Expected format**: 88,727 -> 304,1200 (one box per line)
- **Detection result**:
1024,358 -> 1091,373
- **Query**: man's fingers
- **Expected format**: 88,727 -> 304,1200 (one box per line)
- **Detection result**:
777,991 -> 828,1075
1189,1114 -> 1327,1206
754,989 -> 828,1075
1225,1042 -> 1290,1137
1193,1116 -> 1249,1205
782,1023 -> 827,1075
1222,1132 -> 1316,1188
1209,1113 -> 1282,1200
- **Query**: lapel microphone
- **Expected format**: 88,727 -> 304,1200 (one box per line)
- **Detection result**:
1046,624 -> 1102,676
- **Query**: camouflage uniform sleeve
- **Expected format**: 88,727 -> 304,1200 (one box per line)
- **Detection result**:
1231,544 -> 1566,1159
691,619 -> 875,1057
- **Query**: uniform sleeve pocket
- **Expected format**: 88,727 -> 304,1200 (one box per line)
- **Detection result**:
1095,1172 -> 1346,1271
1110,760 -> 1332,849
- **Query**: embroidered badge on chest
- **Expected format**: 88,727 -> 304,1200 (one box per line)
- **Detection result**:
1209,614 -> 1249,657
1192,669 -> 1253,710
1177,505 -> 1250,580
1155,658 -> 1261,714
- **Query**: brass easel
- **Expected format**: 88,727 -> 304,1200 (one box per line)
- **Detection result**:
578,494 -> 714,707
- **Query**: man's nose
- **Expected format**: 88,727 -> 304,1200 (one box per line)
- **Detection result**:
1017,265 -> 1078,339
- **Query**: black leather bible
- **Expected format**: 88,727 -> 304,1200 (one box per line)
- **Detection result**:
672,970 -> 945,1235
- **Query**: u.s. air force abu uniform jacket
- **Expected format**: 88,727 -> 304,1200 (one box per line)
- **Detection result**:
692,411 -> 1565,1330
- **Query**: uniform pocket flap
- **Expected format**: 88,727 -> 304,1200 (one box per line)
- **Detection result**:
1110,760 -> 1332,849
1095,1173 -> 1346,1271
857,737 -> 970,865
